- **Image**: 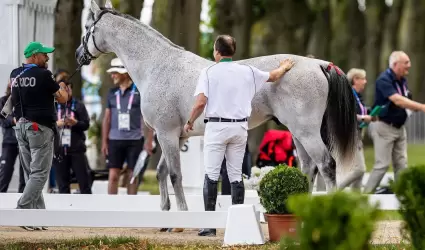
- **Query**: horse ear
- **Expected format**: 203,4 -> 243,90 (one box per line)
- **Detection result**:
105,0 -> 114,9
90,0 -> 101,15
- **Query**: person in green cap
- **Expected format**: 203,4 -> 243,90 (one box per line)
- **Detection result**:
9,41 -> 70,231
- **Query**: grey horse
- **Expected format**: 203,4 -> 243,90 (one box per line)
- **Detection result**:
76,0 -> 357,218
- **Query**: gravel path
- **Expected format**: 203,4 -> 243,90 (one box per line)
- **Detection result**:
0,221 -> 404,246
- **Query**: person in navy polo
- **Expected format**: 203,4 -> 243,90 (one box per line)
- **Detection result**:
364,51 -> 425,193
102,58 -> 154,195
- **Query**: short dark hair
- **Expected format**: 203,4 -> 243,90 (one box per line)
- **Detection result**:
214,35 -> 236,57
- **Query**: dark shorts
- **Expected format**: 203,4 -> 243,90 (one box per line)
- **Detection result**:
107,139 -> 143,170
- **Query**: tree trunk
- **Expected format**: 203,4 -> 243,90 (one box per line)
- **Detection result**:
53,0 -> 84,99
380,0 -> 404,71
152,0 -> 202,54
363,1 -> 389,104
399,0 -> 425,102
306,0 -> 331,60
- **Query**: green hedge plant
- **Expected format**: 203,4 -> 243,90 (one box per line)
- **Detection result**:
391,165 -> 425,250
280,191 -> 381,250
258,164 -> 309,214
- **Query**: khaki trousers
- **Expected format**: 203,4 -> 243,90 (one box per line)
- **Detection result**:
363,121 -> 407,193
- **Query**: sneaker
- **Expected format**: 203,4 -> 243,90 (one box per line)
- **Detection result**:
33,226 -> 48,230
20,226 -> 35,231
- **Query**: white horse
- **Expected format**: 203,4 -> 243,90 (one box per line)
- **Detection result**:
76,0 -> 357,217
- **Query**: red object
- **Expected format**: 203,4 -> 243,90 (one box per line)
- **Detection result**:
32,122 -> 38,131
327,62 -> 343,76
257,130 -> 295,167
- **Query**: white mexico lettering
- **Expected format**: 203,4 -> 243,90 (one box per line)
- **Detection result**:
17,77 -> 36,87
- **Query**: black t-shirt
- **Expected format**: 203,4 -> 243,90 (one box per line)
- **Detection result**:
10,64 -> 60,130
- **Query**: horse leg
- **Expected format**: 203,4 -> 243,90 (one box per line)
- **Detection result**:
289,124 -> 336,191
293,137 -> 318,192
156,132 -> 188,232
156,154 -> 171,232
166,138 -> 189,233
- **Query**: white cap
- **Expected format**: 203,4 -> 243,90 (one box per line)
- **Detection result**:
106,58 -> 128,74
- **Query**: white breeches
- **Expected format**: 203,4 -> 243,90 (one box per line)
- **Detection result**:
203,122 -> 248,183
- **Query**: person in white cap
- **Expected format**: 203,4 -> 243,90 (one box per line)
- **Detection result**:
102,58 -> 153,195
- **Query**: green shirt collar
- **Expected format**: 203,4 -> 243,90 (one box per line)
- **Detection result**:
219,58 -> 232,62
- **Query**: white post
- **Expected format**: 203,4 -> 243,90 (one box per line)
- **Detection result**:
168,136 -> 205,195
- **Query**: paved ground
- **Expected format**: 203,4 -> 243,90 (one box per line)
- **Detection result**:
0,221 -> 404,246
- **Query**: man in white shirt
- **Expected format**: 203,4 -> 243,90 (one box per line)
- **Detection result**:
184,34 -> 295,236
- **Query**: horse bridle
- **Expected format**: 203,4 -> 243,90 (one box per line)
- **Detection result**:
79,9 -> 118,66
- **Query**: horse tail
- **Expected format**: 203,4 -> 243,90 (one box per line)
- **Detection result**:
320,63 -> 357,168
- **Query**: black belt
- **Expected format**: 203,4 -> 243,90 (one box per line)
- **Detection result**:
204,117 -> 248,123
382,120 -> 403,129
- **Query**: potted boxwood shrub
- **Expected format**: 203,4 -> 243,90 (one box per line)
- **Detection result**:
258,164 -> 309,242
391,165 -> 425,250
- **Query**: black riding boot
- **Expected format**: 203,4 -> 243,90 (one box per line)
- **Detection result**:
198,174 -> 218,236
231,180 -> 245,205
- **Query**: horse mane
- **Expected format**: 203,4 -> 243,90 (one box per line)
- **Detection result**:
95,7 -> 185,51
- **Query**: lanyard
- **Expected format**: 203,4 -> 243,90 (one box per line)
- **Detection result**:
57,99 -> 76,120
387,69 -> 407,96
115,83 -> 136,113
352,88 -> 366,116
395,82 -> 407,96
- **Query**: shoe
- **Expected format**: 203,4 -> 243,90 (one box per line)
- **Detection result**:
198,175 -> 218,237
198,228 -> 216,236
20,226 -> 35,231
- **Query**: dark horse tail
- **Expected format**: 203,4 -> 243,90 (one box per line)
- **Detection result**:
319,63 -> 357,167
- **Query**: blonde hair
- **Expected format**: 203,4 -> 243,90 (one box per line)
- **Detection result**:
346,68 -> 366,85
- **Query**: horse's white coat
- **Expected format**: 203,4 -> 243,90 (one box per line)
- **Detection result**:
77,0 -> 357,213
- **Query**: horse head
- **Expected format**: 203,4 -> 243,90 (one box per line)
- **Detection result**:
75,0 -> 116,66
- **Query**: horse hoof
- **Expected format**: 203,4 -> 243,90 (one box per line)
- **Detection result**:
159,228 -> 168,232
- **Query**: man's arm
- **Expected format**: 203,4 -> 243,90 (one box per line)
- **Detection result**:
102,108 -> 111,146
388,94 -> 425,112
187,94 -> 207,125
267,59 -> 295,82
377,77 -> 425,112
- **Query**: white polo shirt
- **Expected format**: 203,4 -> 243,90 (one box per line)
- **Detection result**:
194,60 -> 270,119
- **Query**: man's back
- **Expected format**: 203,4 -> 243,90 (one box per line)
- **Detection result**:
198,61 -> 269,119
10,65 -> 59,129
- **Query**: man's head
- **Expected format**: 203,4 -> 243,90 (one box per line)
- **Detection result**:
213,35 -> 236,62
347,68 -> 367,92
106,58 -> 131,85
24,42 -> 55,68
389,51 -> 411,79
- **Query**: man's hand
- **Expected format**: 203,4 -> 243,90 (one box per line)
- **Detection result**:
13,117 -> 16,125
184,121 -> 194,133
102,142 -> 108,156
279,58 -> 295,72
57,119 -> 65,128
268,58 -> 295,82
144,141 -> 153,155
65,117 -> 78,126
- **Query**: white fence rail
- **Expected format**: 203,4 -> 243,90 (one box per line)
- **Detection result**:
0,192 -> 400,246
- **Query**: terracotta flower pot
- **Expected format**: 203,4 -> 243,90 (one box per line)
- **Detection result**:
265,213 -> 298,242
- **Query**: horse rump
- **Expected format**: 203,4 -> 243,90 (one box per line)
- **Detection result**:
319,63 -> 358,169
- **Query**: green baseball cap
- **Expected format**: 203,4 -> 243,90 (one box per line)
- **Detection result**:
23,41 -> 55,58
